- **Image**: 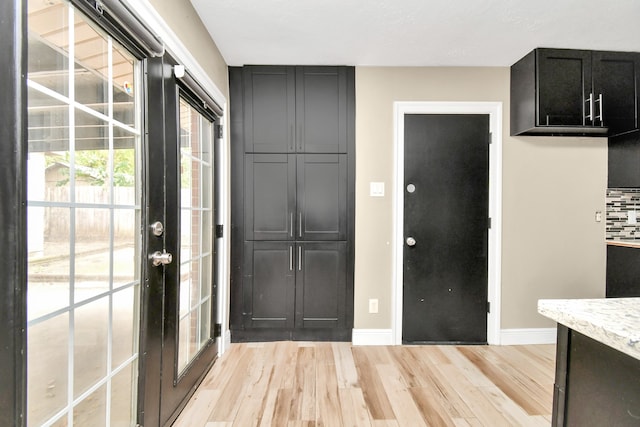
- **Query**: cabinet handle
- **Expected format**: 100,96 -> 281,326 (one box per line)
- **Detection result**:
595,93 -> 604,126
298,246 -> 302,271
290,212 -> 293,237
289,246 -> 293,271
299,212 -> 302,238
290,125 -> 294,151
585,93 -> 594,123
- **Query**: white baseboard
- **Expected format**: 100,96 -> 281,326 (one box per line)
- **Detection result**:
352,329 -> 394,346
218,329 -> 232,356
500,328 -> 557,345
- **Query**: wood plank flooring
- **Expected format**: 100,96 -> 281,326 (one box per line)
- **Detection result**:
173,342 -> 555,427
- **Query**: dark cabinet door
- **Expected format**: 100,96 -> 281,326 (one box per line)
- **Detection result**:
243,241 -> 296,328
295,242 -> 347,329
593,51 -> 640,137
296,66 -> 348,153
297,154 -> 347,241
244,153 -> 296,240
606,245 -> 640,297
537,49 -> 592,127
243,66 -> 295,153
608,132 -> 640,188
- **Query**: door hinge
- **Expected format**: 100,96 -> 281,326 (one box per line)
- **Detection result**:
488,217 -> 492,229
215,224 -> 224,238
487,301 -> 491,313
489,132 -> 493,144
214,323 -> 222,338
215,124 -> 223,139
84,0 -> 104,15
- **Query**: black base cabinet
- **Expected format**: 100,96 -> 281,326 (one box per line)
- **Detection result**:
230,65 -> 355,342
553,325 -> 640,426
511,48 -> 640,137
606,244 -> 640,297
239,241 -> 350,341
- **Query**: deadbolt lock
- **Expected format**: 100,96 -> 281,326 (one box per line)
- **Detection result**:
150,221 -> 164,237
150,250 -> 172,267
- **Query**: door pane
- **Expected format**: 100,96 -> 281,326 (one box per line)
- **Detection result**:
27,207 -> 70,320
28,0 -> 70,96
177,99 -> 215,374
27,313 -> 69,427
27,2 -> 141,425
73,384 -> 107,427
110,364 -> 136,427
74,297 -> 109,397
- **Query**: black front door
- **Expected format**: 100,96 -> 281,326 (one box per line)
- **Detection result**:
402,114 -> 489,344
141,57 -> 220,426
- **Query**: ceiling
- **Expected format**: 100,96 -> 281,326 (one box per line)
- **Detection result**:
189,0 -> 640,67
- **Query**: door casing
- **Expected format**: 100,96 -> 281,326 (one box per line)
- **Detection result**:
392,101 -> 503,345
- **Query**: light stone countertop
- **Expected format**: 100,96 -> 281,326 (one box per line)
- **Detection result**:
538,298 -> 640,362
606,240 -> 640,248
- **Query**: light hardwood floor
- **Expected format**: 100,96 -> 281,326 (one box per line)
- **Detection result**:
173,342 -> 555,426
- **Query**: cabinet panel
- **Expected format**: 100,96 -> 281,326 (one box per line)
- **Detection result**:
606,245 -> 640,297
295,242 -> 347,329
297,154 -> 347,240
244,154 -> 295,240
296,67 -> 348,153
243,66 -> 295,153
593,51 -> 640,136
537,49 -> 592,127
608,132 -> 640,188
243,241 -> 295,328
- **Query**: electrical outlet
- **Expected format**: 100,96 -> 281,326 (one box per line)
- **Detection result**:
595,211 -> 602,222
369,298 -> 379,314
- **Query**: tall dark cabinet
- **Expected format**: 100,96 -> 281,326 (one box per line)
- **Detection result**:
230,65 -> 355,341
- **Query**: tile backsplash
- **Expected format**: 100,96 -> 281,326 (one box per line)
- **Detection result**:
606,188 -> 640,240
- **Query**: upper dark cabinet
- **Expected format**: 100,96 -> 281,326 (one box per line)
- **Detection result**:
296,67 -> 348,153
511,48 -> 640,137
593,51 -> 640,136
243,66 -> 348,153
608,131 -> 640,188
243,66 -> 296,153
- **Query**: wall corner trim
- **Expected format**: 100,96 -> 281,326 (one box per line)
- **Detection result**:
218,329 -> 232,356
352,329 -> 394,346
500,328 -> 557,345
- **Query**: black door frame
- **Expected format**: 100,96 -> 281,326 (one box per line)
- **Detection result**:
0,1 -> 27,425
392,102 -> 502,346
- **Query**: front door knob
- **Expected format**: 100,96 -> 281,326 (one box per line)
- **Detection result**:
406,237 -> 416,247
150,250 -> 173,267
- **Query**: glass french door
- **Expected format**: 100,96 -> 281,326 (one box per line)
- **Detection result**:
26,1 -> 141,426
142,57 -> 220,426
26,2 -> 220,427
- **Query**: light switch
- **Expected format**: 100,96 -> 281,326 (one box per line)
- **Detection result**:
629,210 -> 637,225
370,182 -> 384,197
